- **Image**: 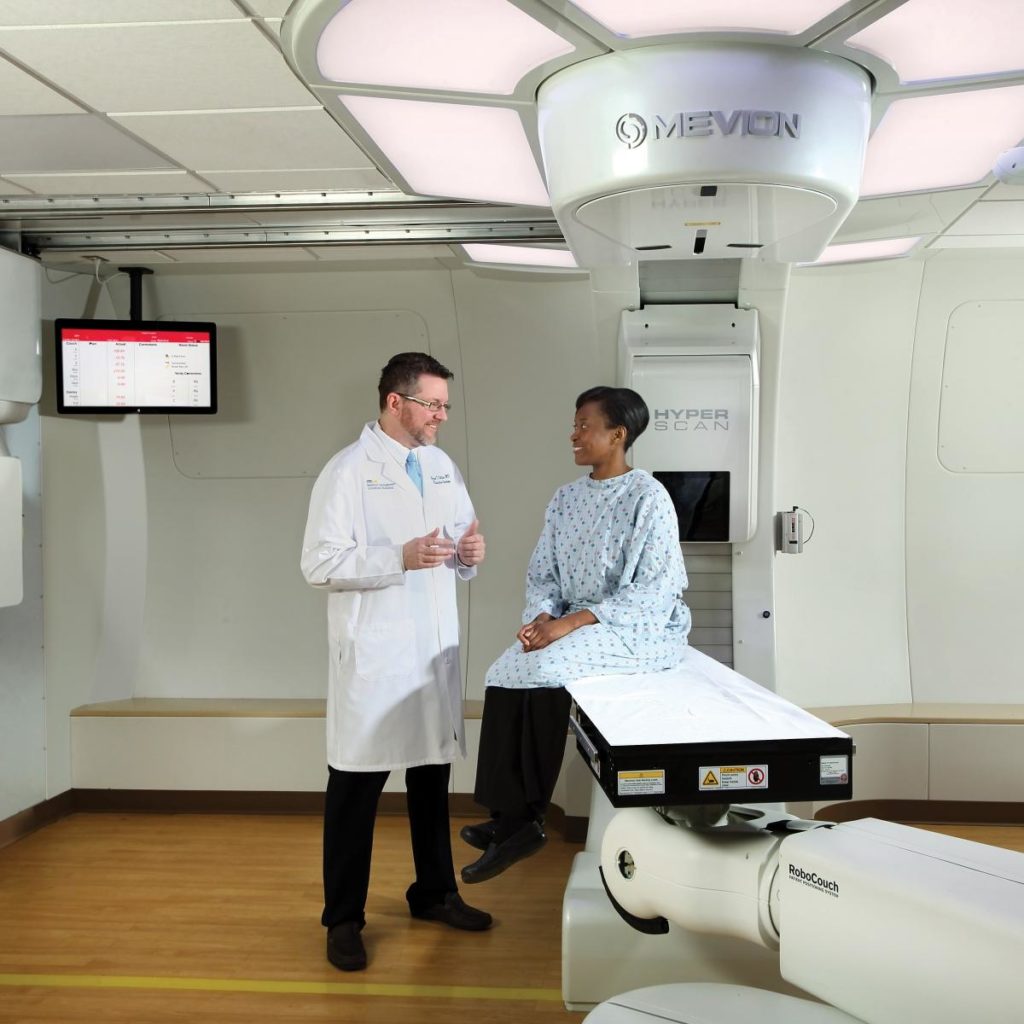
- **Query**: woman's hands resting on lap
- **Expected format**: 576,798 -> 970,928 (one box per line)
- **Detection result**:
518,610 -> 597,652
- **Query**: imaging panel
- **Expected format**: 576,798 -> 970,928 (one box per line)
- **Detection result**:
620,306 -> 759,541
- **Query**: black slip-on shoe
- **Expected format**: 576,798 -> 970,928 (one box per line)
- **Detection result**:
459,819 -> 498,851
460,821 -> 547,884
410,891 -> 493,931
327,921 -> 367,971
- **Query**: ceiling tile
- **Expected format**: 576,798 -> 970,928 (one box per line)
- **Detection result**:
304,244 -> 456,261
930,235 -> 1024,249
0,58 -> 82,115
42,250 -> 179,267
111,109 -> 373,171
199,168 -> 395,192
158,246 -> 315,262
984,182 -> 1024,201
240,0 -> 292,17
0,21 -> 313,112
835,189 -> 985,242
5,170 -> 212,195
0,114 -> 172,173
0,176 -> 33,196
946,201 -> 1024,235
0,1 -> 244,26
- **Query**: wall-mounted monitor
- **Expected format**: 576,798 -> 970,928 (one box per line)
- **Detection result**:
55,318 -> 217,414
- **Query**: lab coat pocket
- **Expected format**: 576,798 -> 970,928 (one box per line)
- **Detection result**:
354,619 -> 416,679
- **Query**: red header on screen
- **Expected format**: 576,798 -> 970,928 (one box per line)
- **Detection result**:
60,327 -> 210,344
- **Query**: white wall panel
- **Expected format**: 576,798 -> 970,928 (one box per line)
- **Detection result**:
39,263 -> 613,794
41,275 -> 121,798
71,717 -> 328,791
907,258 -> 1024,702
111,269 -> 464,700
775,260 -> 922,706
168,310 -> 428,479
450,266 -> 607,697
929,724 -> 1024,801
844,722 -> 930,802
0,412 -> 44,820
938,301 -> 1024,473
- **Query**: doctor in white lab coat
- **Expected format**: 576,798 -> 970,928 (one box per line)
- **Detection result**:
301,352 -> 492,973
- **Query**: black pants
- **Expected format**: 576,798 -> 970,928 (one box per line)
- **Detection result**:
322,762 -> 457,929
473,686 -> 572,842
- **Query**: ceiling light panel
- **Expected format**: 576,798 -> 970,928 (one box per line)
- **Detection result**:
846,0 -> 1024,83
463,243 -> 578,267
317,0 -> 574,95
861,87 -> 1024,196
810,236 -> 921,264
565,0 -> 850,38
340,96 -> 550,205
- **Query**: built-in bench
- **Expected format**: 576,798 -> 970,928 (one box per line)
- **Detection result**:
799,703 -> 1024,823
68,698 -> 1024,826
71,696 -> 484,797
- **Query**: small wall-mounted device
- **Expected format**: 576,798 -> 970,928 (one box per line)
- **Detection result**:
776,508 -> 804,554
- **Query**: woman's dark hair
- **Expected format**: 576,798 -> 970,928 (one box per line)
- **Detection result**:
575,386 -> 650,451
378,352 -> 453,410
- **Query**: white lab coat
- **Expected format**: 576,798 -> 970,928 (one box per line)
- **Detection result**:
301,422 -> 476,771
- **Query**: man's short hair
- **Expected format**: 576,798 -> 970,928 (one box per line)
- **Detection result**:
575,385 -> 650,451
378,352 -> 454,410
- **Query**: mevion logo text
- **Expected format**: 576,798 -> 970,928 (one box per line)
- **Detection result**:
616,110 -> 801,149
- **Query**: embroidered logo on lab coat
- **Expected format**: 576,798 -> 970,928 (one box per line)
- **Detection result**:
366,478 -> 396,490
430,473 -> 452,485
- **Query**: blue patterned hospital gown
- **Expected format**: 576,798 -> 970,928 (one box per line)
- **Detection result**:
485,469 -> 691,689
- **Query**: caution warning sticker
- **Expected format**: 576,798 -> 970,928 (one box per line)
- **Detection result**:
698,764 -> 769,791
617,769 -> 666,796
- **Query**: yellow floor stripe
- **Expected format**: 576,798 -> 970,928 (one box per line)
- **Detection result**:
0,972 -> 563,1002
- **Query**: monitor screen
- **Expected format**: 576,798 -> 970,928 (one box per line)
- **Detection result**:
653,470 -> 731,542
55,318 -> 217,414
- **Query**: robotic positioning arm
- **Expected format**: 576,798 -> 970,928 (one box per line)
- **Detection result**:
599,805 -> 1024,1024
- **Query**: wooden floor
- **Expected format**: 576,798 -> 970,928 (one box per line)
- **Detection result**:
0,814 -> 1022,1023
0,812 -> 585,1024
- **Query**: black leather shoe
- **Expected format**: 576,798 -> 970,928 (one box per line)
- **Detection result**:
459,819 -> 498,851
410,891 -> 493,931
326,921 -> 367,971
460,821 -> 547,884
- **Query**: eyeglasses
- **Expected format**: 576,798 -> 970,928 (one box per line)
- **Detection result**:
398,394 -> 452,413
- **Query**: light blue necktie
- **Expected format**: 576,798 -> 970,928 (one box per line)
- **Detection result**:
405,450 -> 423,495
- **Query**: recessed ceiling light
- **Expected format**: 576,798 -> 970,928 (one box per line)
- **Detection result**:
566,0 -> 849,38
340,96 -> 551,206
463,243 -> 579,267
317,0 -> 575,94
861,87 -> 1024,196
808,236 -> 921,265
846,0 -> 1024,83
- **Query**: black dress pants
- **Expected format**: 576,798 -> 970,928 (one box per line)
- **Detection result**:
322,762 -> 457,929
473,685 -> 572,842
